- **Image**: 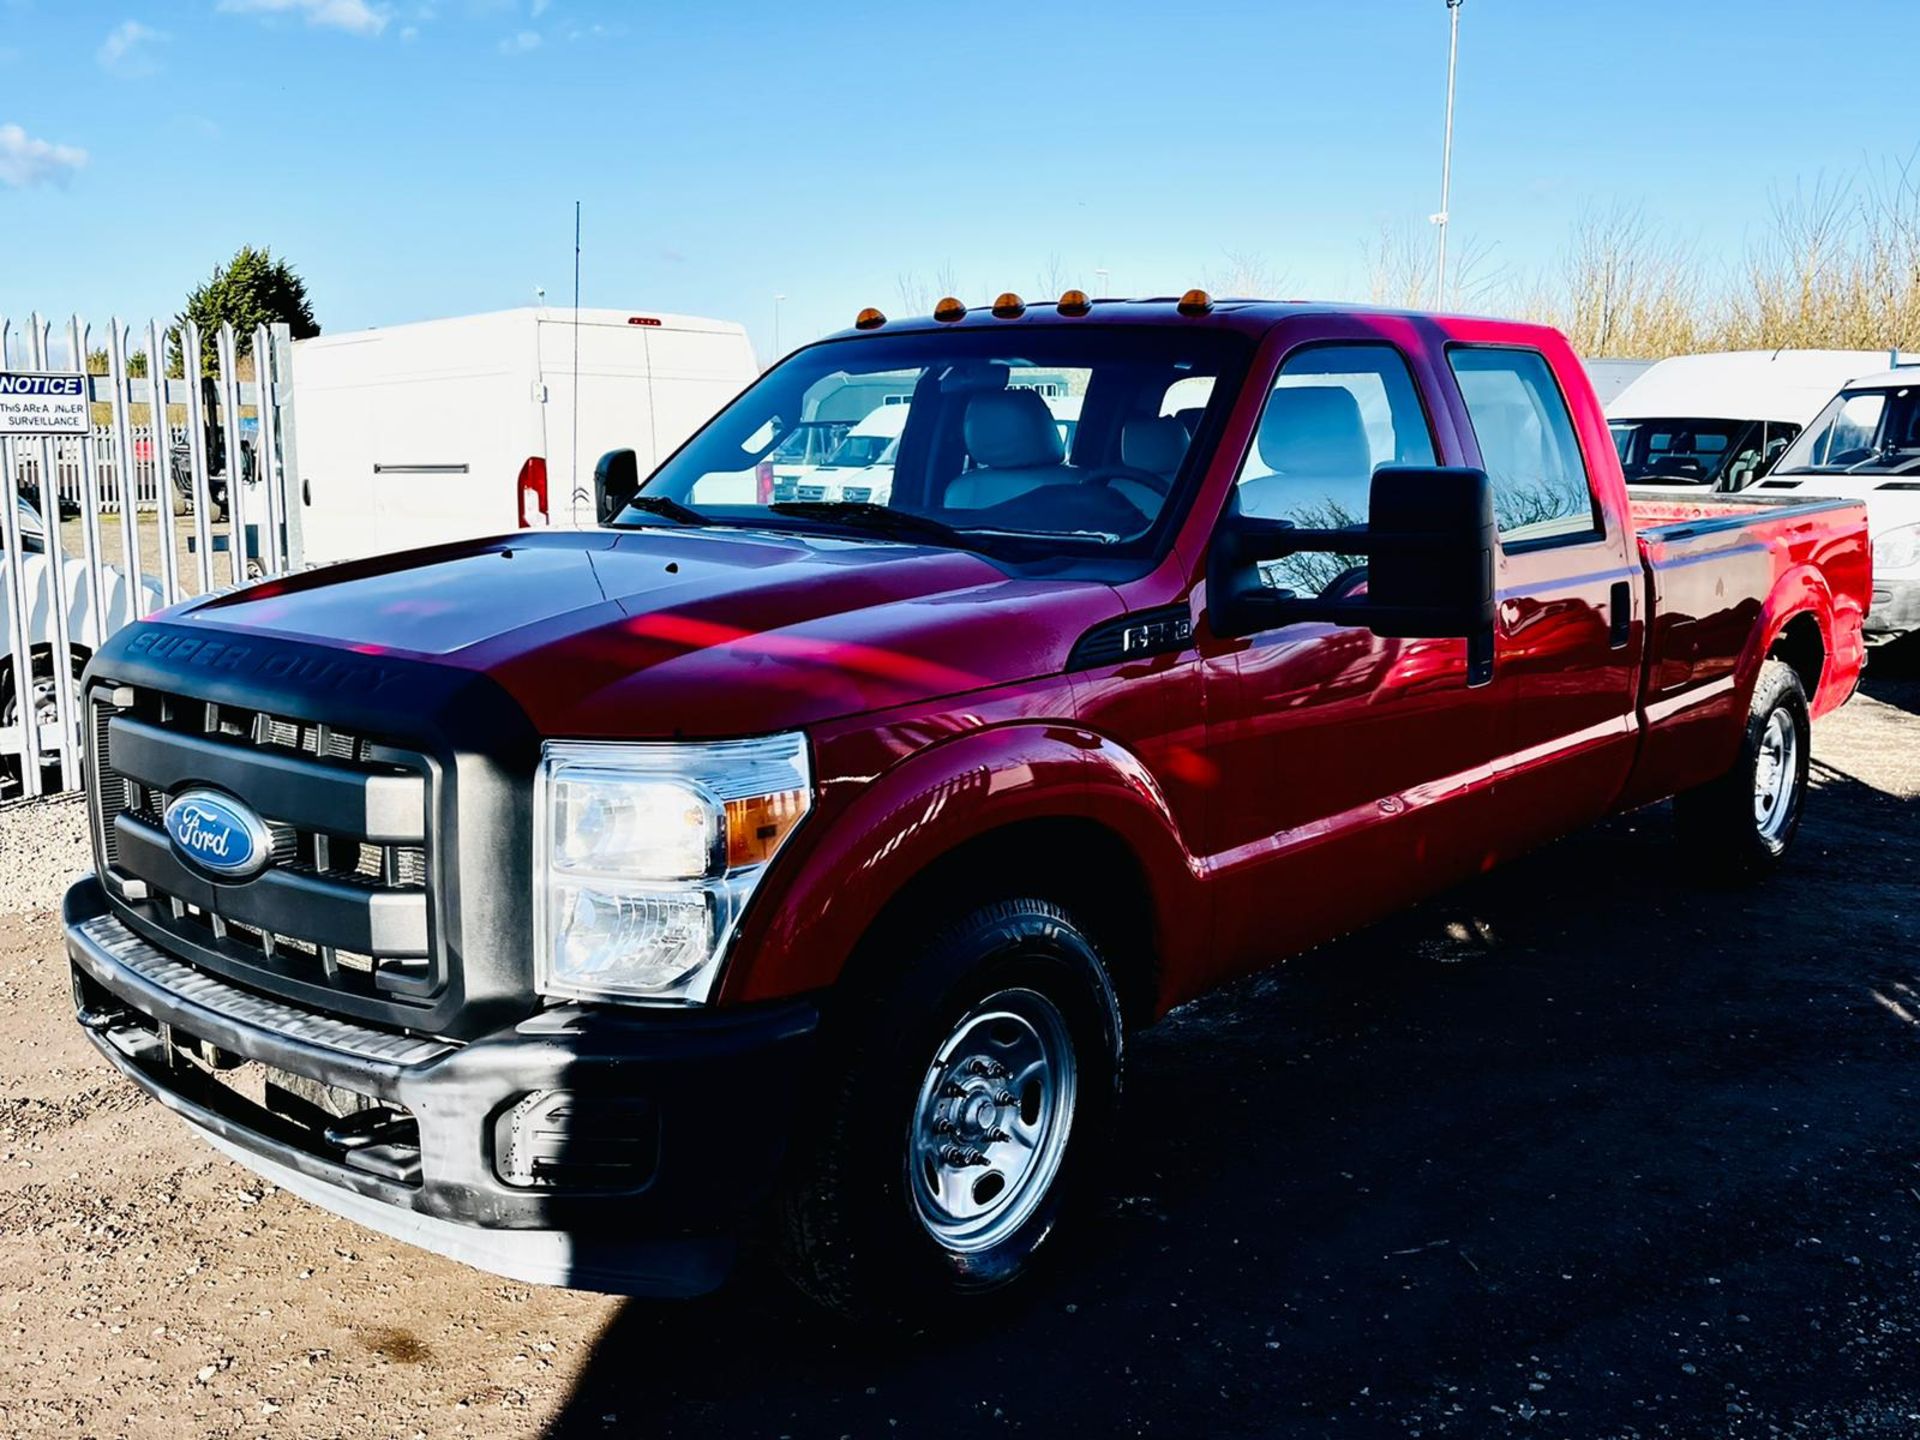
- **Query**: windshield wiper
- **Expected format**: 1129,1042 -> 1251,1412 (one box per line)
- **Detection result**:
763,501 -> 1001,552
617,494 -> 707,525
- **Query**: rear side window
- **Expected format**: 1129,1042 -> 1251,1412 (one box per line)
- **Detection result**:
1448,347 -> 1601,546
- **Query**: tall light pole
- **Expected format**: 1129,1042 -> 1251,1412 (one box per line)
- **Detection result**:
1094,267 -> 1111,298
1432,0 -> 1464,310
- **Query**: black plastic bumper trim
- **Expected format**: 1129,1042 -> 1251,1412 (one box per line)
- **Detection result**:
63,877 -> 821,1296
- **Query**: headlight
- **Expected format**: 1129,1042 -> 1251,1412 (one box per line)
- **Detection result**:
1873,522 -> 1920,572
535,734 -> 811,1004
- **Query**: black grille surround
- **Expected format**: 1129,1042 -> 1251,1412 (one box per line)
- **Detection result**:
83,621 -> 547,1041
93,687 -> 440,1004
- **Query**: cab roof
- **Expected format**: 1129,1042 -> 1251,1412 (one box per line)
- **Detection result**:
819,295 -> 1515,344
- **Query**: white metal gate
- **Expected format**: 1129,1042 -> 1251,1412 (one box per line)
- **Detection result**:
1,315 -> 300,802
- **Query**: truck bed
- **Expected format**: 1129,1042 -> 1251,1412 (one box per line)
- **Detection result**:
1620,490 -> 1871,808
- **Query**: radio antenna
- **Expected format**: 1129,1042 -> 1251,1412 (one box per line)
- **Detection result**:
571,199 -> 583,511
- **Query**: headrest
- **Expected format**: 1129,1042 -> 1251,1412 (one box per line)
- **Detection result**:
1121,414 -> 1189,476
964,390 -> 1066,470
1255,385 -> 1371,477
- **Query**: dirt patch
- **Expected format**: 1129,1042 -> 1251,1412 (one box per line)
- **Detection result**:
0,660 -> 1916,1437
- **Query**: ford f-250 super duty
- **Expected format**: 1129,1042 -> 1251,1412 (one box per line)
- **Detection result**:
63,293 -> 1871,1320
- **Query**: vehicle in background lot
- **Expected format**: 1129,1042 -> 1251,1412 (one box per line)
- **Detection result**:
291,308 -> 756,564
66,296 -> 1868,1323
761,418 -> 852,498
166,375 -> 246,523
1751,365 -> 1920,639
1,499 -> 161,798
765,393 -> 1083,508
1607,350 -> 1899,493
767,403 -> 910,504
1582,357 -> 1654,408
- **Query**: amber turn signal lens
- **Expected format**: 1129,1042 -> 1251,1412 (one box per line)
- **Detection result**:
933,296 -> 968,322
1056,289 -> 1092,316
725,789 -> 809,870
1177,288 -> 1214,316
854,307 -> 887,330
990,291 -> 1026,319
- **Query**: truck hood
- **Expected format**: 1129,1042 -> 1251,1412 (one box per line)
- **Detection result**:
174,528 -> 1123,736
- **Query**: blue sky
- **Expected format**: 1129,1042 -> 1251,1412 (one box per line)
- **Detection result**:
2,0 -> 1918,363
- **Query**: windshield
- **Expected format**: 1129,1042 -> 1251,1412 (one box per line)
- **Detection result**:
623,326 -> 1251,559
1775,383 -> 1920,475
1609,416 -> 1788,488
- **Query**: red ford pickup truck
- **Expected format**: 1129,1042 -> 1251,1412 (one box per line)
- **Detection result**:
64,295 -> 1870,1320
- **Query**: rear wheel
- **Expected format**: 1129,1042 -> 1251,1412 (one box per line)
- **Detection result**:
1673,658 -> 1811,877
775,897 -> 1123,1323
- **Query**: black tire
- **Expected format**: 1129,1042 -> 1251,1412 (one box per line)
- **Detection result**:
775,897 -> 1124,1324
1673,658 -> 1811,878
0,647 -> 87,799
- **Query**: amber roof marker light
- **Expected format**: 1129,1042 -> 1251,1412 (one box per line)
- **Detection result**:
933,296 -> 968,323
1056,289 -> 1092,316
990,292 -> 1027,319
854,307 -> 887,330
1177,288 -> 1214,317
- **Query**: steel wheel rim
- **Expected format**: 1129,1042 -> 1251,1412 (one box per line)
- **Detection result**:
1752,707 -> 1799,844
907,987 -> 1077,1254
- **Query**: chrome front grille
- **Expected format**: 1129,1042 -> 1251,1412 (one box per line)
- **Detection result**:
89,685 -> 442,1011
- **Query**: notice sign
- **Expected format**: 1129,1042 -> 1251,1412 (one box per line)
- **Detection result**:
0,372 -> 89,436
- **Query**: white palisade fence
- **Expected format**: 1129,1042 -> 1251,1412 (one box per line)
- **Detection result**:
0,315 -> 300,802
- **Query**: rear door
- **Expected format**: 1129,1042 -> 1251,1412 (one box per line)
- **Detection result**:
1442,341 -> 1643,854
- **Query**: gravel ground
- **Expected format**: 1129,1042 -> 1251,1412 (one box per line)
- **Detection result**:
0,652 -> 1916,1438
57,510 -> 248,604
0,794 -> 89,915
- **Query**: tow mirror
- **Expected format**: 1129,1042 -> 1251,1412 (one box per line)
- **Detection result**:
593,448 -> 641,525
1207,465 -> 1497,685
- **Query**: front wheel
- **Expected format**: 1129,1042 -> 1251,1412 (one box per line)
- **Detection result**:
1673,658 -> 1811,877
775,898 -> 1124,1323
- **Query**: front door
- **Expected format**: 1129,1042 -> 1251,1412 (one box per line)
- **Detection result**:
1198,334 -> 1511,987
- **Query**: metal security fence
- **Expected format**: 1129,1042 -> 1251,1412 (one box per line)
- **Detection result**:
14,424 -> 193,515
1,314 -> 300,802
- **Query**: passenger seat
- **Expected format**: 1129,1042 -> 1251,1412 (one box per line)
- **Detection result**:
1235,384 -> 1374,521
944,390 -> 1071,509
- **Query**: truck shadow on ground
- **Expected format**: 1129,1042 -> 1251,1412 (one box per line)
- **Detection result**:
546,732 -> 1920,1439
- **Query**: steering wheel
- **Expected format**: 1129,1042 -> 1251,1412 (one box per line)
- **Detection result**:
1084,465 -> 1172,498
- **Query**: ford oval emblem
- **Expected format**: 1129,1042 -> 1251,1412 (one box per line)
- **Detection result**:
163,790 -> 273,880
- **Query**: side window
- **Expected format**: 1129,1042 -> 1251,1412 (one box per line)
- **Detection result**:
1448,347 -> 1601,546
1234,342 -> 1435,594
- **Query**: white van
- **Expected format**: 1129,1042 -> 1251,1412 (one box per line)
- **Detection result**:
1607,350 -> 1901,493
1752,366 -> 1920,640
291,308 -> 756,565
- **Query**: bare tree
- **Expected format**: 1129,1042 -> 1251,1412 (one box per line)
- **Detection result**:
1364,221 -> 1503,311
1203,249 -> 1285,299
1033,251 -> 1072,300
1516,203 -> 1708,357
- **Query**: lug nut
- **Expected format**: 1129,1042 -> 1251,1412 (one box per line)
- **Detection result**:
994,1090 -> 1016,1106
965,1059 -> 1007,1079
985,1128 -> 1010,1143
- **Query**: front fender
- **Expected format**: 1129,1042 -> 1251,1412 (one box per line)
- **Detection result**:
717,721 -> 1206,1010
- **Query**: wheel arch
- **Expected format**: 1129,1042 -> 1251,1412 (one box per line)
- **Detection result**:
718,722 -> 1204,1025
